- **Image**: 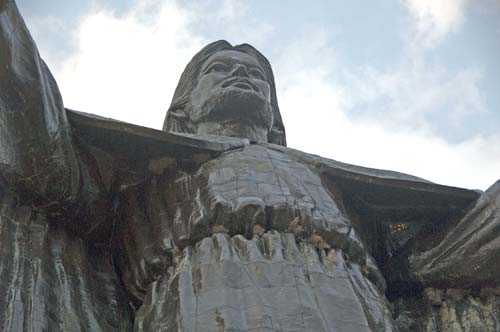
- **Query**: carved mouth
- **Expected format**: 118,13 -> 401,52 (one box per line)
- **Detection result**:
221,78 -> 257,91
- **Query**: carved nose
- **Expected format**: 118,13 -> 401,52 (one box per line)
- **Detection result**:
231,64 -> 249,77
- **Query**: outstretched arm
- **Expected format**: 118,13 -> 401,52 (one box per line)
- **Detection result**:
267,144 -> 484,287
0,1 -> 80,206
413,180 -> 500,288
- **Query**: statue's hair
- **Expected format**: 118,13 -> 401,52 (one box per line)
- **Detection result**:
162,40 -> 286,146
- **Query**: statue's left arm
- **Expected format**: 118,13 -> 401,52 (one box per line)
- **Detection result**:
271,144 -> 499,289
0,1 -> 80,207
412,180 -> 500,288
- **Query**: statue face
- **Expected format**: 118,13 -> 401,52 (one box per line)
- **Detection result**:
187,50 -> 274,140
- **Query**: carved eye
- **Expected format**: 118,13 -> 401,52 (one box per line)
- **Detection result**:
206,63 -> 227,74
249,69 -> 266,80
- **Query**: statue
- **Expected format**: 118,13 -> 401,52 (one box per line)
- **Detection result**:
1,2 -> 499,331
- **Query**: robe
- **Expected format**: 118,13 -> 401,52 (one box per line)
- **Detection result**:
1,2 -> 499,331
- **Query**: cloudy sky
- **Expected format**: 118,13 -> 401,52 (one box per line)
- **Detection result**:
16,0 -> 500,190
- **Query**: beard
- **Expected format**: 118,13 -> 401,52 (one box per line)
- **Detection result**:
188,87 -> 274,131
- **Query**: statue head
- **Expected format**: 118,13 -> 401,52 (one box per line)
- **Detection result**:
163,40 -> 286,146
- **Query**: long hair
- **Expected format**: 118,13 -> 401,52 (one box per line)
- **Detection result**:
162,40 -> 286,146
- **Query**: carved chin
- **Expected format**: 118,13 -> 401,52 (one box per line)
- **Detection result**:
191,87 -> 274,130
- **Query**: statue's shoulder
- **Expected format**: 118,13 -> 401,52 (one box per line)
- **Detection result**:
66,109 -> 249,163
264,143 -> 428,181
264,143 -> 479,203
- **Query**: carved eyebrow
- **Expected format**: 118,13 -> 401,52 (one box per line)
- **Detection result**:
202,61 -> 228,72
202,59 -> 267,79
242,65 -> 266,81
248,67 -> 267,77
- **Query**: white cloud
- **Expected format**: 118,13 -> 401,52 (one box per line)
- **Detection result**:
41,0 -> 498,190
344,61 -> 486,135
271,29 -> 499,190
56,0 -> 206,129
280,70 -> 500,190
405,0 -> 468,47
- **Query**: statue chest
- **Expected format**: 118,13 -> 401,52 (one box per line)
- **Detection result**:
168,145 -> 349,244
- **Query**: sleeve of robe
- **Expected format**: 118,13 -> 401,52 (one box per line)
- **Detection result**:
0,0 -> 80,210
0,3 -> 133,331
276,144 -> 498,289
317,152 -> 500,289
411,180 -> 500,288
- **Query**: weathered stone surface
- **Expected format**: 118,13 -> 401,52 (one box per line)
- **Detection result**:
0,190 -> 132,331
133,232 -> 392,332
394,287 -> 500,331
412,180 -> 500,289
1,1 -> 499,331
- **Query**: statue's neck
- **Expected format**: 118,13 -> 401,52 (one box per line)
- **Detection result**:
196,121 -> 268,143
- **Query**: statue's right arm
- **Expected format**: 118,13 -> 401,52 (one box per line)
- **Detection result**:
0,1 -> 80,205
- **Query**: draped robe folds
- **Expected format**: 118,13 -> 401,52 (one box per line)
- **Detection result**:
1,2 -> 499,331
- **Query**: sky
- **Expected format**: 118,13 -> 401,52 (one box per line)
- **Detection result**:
16,0 -> 500,190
